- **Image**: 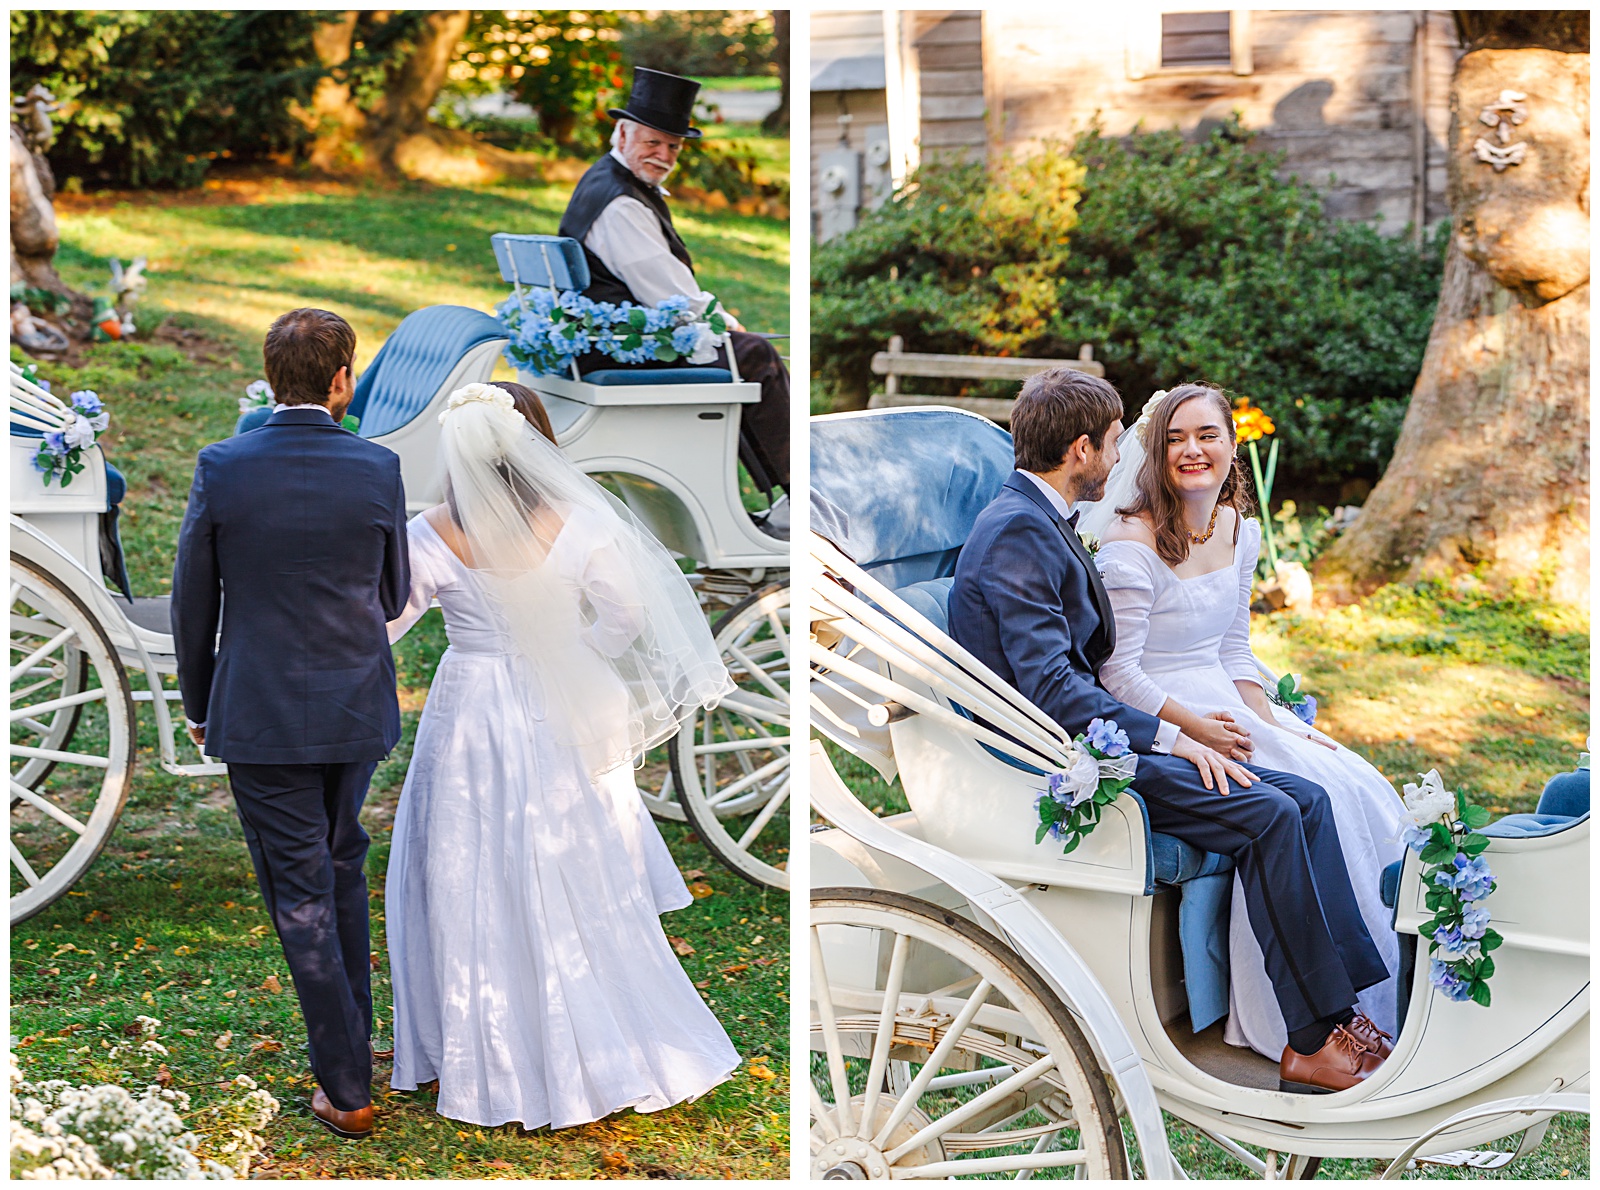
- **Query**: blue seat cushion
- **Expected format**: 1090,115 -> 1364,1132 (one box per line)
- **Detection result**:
1477,811 -> 1586,838
347,305 -> 508,439
1380,858 -> 1403,909
235,406 -> 273,436
1537,769 -> 1589,818
579,367 -> 733,386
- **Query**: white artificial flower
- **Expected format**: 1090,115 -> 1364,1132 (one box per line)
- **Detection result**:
134,1016 -> 160,1038
1058,746 -> 1102,808
688,323 -> 720,365
138,1041 -> 167,1057
1131,390 -> 1169,446
1401,769 -> 1456,828
440,381 -> 517,424
62,414 -> 98,450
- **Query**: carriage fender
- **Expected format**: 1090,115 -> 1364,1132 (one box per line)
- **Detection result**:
809,741 -> 1178,1180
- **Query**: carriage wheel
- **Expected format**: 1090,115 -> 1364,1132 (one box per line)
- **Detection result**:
810,888 -> 1129,1180
637,752 -> 687,822
672,582 -> 790,890
10,556 -> 137,925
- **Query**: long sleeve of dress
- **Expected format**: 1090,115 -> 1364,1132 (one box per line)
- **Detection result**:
1095,547 -> 1172,716
1220,519 -> 1265,688
387,520 -> 441,645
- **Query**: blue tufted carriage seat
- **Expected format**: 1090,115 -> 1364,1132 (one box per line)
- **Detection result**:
812,407 -> 1237,1034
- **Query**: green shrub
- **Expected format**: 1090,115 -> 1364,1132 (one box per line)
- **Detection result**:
812,118 -> 1448,485
10,11 -> 320,188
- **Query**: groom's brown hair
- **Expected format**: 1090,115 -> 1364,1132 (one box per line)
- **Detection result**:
1010,368 -> 1123,474
263,308 -> 357,406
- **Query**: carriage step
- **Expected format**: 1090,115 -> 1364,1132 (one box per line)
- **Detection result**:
1277,1078 -> 1336,1095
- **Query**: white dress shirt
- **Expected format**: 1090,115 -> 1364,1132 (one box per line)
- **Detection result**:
583,151 -> 717,315
1019,470 -> 1180,754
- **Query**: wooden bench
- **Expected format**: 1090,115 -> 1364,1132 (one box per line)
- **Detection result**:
867,335 -> 1104,422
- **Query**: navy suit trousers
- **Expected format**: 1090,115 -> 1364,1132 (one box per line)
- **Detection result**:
1133,754 -> 1390,1033
228,761 -> 378,1112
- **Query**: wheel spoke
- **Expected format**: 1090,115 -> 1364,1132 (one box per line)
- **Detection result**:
691,734 -> 791,756
724,640 -> 789,705
885,1054 -> 1058,1164
705,753 -> 789,806
871,980 -> 994,1149
9,744 -> 112,769
810,926 -> 855,1136
735,777 -> 789,848
10,625 -> 78,684
1014,1130 -> 1059,1181
714,691 -> 787,726
764,606 -> 789,661
857,931 -> 910,1139
896,1149 -> 1088,1179
10,685 -> 107,722
809,1081 -> 841,1143
10,841 -> 42,887
9,778 -> 88,834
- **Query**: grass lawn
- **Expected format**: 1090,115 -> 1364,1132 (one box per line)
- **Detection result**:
11,165 -> 790,1178
815,579 -> 1589,1179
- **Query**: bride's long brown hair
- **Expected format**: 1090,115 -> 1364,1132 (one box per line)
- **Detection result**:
1115,384 -> 1255,567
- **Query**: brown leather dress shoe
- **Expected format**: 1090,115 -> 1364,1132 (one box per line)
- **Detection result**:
311,1087 -> 374,1139
1344,1012 -> 1394,1058
1279,1025 -> 1384,1093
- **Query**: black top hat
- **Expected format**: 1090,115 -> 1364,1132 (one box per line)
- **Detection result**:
607,67 -> 702,139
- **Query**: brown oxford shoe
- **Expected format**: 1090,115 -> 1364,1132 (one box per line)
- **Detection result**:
311,1087 -> 374,1139
1344,1012 -> 1394,1058
1279,1025 -> 1384,1094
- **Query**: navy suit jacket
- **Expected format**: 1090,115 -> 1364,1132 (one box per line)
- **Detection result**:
949,472 -> 1165,754
171,406 -> 409,765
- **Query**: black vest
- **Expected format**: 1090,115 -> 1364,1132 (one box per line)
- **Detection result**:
558,153 -> 694,306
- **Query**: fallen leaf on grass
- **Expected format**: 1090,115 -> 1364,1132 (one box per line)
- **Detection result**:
261,975 -> 283,993
180,1029 -> 198,1037
668,936 -> 695,956
721,963 -> 749,976
486,1159 -> 514,1170
687,882 -> 714,899
249,924 -> 270,936
754,957 -> 777,967
694,980 -> 710,989
370,951 -> 380,971
155,1065 -> 173,1087
249,1038 -> 283,1055
680,869 -> 705,880
214,1031 -> 233,1051
600,1151 -> 631,1172
747,1062 -> 776,1081
84,909 -> 112,924
58,1024 -> 86,1036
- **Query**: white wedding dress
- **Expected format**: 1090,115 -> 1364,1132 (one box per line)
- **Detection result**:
384,510 -> 739,1129
1096,518 -> 1405,1060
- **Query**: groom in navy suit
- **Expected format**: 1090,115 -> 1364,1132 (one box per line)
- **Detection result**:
950,368 -> 1392,1093
172,308 -> 408,1137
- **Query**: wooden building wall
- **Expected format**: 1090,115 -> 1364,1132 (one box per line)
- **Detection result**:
811,9 -> 1465,236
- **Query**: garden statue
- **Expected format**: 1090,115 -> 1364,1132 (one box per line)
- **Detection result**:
11,87 -> 92,355
556,66 -> 791,495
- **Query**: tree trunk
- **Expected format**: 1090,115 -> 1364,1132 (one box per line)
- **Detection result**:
1319,41 -> 1589,604
297,10 -> 470,174
762,11 -> 791,135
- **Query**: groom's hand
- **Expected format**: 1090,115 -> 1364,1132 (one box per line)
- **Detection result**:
1192,711 -> 1253,761
1172,733 -> 1257,794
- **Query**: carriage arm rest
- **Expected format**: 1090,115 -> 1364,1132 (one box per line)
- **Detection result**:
531,372 -> 760,407
809,740 -> 1178,1179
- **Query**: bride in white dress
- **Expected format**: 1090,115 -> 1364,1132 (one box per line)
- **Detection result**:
384,381 -> 739,1129
1080,384 -> 1405,1061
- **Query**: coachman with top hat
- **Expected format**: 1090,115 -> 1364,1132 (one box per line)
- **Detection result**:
558,67 -> 790,496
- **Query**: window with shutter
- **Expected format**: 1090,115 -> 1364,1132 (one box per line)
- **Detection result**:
1160,11 -> 1232,69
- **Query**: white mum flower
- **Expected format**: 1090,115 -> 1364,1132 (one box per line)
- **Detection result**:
440,381 -> 517,423
1401,769 -> 1456,828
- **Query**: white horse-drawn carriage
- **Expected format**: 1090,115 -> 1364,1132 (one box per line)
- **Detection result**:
9,232 -> 789,924
807,407 -> 1588,1178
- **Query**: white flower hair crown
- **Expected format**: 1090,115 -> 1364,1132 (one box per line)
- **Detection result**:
1131,389 -> 1169,446
440,382 -> 517,424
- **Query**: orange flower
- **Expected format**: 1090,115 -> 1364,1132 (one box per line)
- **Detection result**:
1232,397 -> 1275,443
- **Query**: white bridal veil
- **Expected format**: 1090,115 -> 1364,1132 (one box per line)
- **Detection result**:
437,384 -> 733,777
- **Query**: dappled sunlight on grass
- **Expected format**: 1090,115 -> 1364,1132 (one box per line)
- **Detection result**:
1252,581 -> 1588,814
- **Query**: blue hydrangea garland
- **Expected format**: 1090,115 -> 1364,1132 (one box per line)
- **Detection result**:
494,288 -> 728,377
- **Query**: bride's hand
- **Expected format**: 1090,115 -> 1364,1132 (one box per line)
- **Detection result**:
1192,711 -> 1254,761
